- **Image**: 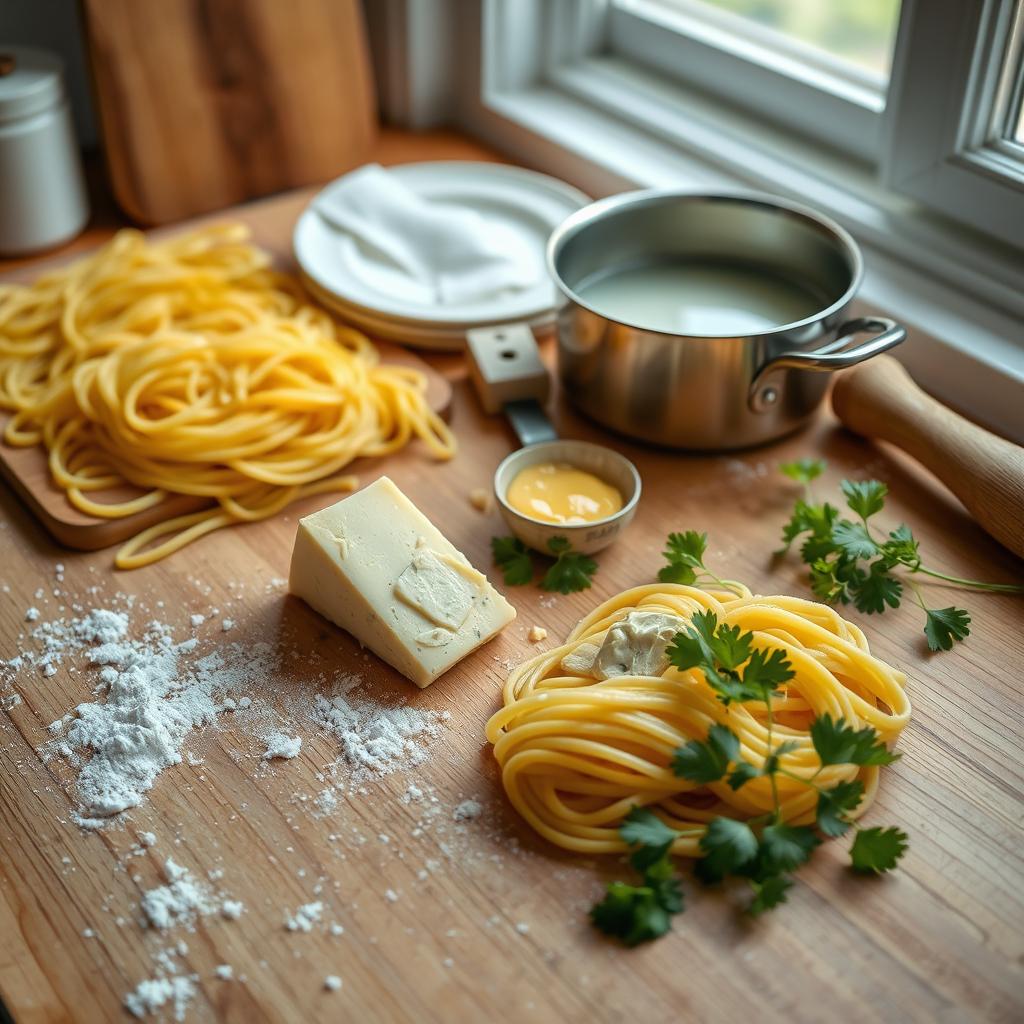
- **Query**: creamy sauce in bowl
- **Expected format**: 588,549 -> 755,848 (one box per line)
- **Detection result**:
506,462 -> 623,525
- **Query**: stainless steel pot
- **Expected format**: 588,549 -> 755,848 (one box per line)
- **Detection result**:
547,190 -> 905,449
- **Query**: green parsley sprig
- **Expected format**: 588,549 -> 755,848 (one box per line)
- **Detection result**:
591,614 -> 907,942
657,530 -> 745,595
778,459 -> 1023,651
590,808 -> 685,946
491,535 -> 598,594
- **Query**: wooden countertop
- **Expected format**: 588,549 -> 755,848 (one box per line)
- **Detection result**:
1,130 -> 1023,1024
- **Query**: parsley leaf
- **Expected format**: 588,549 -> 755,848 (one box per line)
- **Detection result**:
665,631 -> 707,673
776,462 -> 1023,651
707,623 -> 754,671
668,615 -> 791,706
541,536 -> 597,594
663,530 -> 707,568
727,761 -> 761,790
850,562 -> 903,614
658,561 -> 697,585
841,479 -> 888,519
490,535 -> 533,586
621,808 -> 683,879
809,557 -> 864,605
779,499 -> 838,555
832,520 -> 878,560
810,715 -> 900,767
816,780 -> 864,838
708,673 -> 771,706
590,882 -> 674,946
620,807 -> 678,853
672,724 -> 740,784
780,458 -> 826,484
656,531 -> 744,595
697,817 -> 759,882
800,529 -> 841,564
665,610 -> 718,672
923,606 -> 971,651
850,826 -> 909,873
884,523 -> 920,568
762,740 -> 799,778
759,823 -> 820,874
642,854 -> 685,912
748,874 -> 793,915
741,647 -> 794,695
590,808 -> 685,945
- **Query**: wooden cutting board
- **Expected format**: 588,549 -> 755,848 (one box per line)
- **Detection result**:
81,0 -> 376,224
2,176 -> 1023,1024
0,191 -> 451,551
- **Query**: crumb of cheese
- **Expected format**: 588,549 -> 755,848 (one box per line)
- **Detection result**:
528,626 -> 547,643
468,488 -> 493,513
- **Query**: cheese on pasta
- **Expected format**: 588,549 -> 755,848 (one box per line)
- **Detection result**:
486,583 -> 910,856
0,225 -> 455,567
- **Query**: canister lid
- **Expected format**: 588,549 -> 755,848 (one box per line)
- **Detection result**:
0,47 -> 65,124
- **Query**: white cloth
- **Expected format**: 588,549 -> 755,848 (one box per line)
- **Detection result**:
312,163 -> 541,307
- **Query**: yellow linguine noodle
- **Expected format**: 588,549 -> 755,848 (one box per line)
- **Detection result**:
486,583 -> 910,857
0,224 -> 455,568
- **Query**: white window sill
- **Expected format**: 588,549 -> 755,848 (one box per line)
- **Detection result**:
459,74 -> 1024,444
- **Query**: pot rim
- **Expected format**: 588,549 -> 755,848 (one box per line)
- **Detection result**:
545,188 -> 864,341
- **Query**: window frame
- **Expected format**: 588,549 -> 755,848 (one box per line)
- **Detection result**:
882,0 -> 1024,250
371,0 -> 1024,441
606,0 -> 888,161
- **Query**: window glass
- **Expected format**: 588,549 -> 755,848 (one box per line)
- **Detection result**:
653,0 -> 902,78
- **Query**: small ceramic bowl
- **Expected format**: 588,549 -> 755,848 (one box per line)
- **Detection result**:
493,439 -> 641,555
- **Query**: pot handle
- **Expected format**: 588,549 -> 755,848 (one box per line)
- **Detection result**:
749,317 -> 906,413
466,323 -> 559,446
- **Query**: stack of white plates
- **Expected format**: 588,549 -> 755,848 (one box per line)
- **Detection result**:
293,162 -> 590,350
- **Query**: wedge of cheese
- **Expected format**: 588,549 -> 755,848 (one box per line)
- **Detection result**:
289,477 -> 516,687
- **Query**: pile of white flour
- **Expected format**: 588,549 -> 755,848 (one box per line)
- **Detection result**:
3,600 -> 449,829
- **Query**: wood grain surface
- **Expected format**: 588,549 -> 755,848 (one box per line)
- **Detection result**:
81,0 -> 376,224
1,138 -> 1023,1024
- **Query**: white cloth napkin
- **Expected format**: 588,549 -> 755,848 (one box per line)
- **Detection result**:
313,163 -> 541,307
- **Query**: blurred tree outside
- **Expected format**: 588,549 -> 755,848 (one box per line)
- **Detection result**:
680,0 -> 902,75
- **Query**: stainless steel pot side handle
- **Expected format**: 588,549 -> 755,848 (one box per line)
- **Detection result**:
749,317 -> 907,413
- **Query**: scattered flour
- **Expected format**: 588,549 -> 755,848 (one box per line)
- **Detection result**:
141,859 -> 214,931
263,732 -> 302,760
285,901 -> 323,932
221,899 -> 245,920
214,964 -> 233,980
314,788 -> 338,816
124,975 -> 196,1021
311,675 -> 449,776
7,602 -> 454,830
453,800 -> 482,822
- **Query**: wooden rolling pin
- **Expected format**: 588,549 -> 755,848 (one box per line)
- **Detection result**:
832,356 -> 1024,560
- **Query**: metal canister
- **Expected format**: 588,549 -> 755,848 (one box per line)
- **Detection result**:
0,46 -> 88,256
